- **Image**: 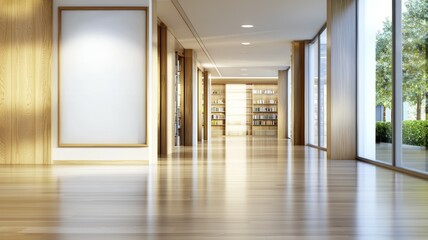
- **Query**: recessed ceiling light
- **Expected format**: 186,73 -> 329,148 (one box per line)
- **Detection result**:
241,42 -> 251,45
241,24 -> 254,28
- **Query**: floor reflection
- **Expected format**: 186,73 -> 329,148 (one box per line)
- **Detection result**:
1,137 -> 428,239
0,166 -> 60,240
376,143 -> 428,172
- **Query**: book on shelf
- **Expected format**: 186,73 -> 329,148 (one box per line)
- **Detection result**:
253,107 -> 277,112
252,89 -> 276,95
253,114 -> 277,120
211,83 -> 278,136
212,115 -> 225,120
212,90 -> 224,95
212,99 -> 225,104
211,107 -> 225,112
211,120 -> 225,126
253,120 -> 277,126
253,99 -> 277,104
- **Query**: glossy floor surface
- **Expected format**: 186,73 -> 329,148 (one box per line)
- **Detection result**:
1,137 -> 428,240
376,143 -> 428,172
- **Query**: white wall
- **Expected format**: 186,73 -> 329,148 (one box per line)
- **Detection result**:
357,0 -> 377,160
52,0 -> 156,161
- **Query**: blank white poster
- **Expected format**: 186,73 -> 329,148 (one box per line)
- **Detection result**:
59,9 -> 147,146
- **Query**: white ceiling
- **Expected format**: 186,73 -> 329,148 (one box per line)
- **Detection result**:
157,0 -> 326,78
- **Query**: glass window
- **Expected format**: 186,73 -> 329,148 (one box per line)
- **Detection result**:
308,38 -> 319,146
401,0 -> 427,172
319,29 -> 327,148
358,0 -> 393,164
307,28 -> 328,149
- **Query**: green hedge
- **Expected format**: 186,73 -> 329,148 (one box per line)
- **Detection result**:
376,121 -> 392,143
376,120 -> 428,147
402,120 -> 428,147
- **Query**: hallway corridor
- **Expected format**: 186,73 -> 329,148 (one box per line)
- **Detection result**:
1,137 -> 428,239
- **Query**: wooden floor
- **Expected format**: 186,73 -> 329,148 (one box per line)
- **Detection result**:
1,137 -> 428,239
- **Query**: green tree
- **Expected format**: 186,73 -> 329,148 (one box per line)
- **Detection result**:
376,19 -> 393,113
402,0 -> 427,120
376,0 -> 428,120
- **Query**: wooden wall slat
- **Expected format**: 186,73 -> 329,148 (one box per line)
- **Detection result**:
36,0 -> 52,164
34,0 -> 43,164
159,24 -> 168,156
10,0 -> 19,164
198,69 -> 203,142
0,0 -> 13,164
15,0 -> 35,164
291,41 -> 306,145
278,70 -> 288,139
0,0 -> 52,164
203,71 -> 210,141
327,0 -> 357,160
184,49 -> 195,146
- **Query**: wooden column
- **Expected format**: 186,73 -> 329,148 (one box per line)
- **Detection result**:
327,0 -> 357,160
184,49 -> 197,146
157,25 -> 176,155
291,41 -> 307,145
151,0 -> 159,159
278,69 -> 289,139
204,71 -> 211,141
198,69 -> 203,142
158,23 -> 168,155
0,0 -> 52,165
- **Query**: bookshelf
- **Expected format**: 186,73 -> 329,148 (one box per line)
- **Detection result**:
211,84 -> 226,136
252,84 -> 278,136
210,83 -> 278,137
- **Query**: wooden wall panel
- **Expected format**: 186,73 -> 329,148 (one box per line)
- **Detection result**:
151,0 -> 159,159
278,70 -> 288,139
35,0 -> 52,165
0,2 -> 13,164
14,0 -> 35,163
158,24 -> 168,156
184,49 -> 196,146
198,69 -> 203,142
291,41 -> 306,145
0,0 -> 52,164
327,0 -> 357,160
159,25 -> 176,155
203,71 -> 211,141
